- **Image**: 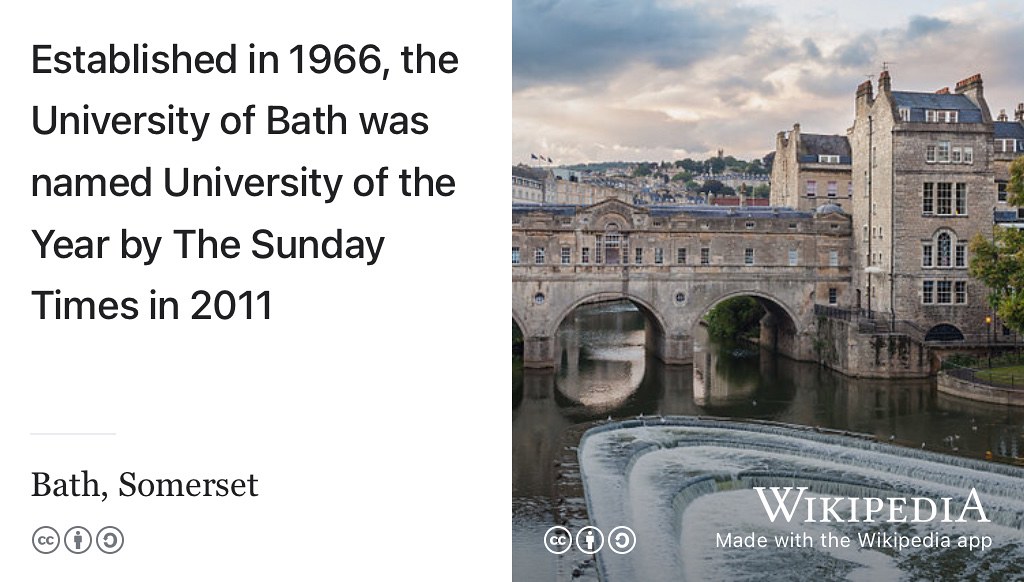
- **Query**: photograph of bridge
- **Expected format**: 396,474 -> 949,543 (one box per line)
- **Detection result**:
513,2 -> 1024,580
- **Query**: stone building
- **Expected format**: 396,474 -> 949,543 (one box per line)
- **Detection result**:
512,165 -> 629,205
994,103 -> 1024,212
770,123 -> 853,211
511,165 -> 551,204
849,71 -> 998,341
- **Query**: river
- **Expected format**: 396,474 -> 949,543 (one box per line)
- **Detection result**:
512,301 -> 1024,581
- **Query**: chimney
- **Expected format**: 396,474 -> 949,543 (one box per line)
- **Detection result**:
998,109 -> 1008,122
955,73 -> 982,93
1016,103 -> 1024,122
776,130 -> 788,149
856,80 -> 873,99
856,80 -> 874,116
955,73 -> 992,121
935,87 -> 950,95
878,70 -> 891,93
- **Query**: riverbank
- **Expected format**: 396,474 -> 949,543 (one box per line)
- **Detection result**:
938,369 -> 1024,406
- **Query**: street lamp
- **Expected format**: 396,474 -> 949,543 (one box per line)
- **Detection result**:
986,314 -> 993,369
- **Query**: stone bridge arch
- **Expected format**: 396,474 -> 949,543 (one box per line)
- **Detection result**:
514,276 -> 819,368
692,289 -> 809,359
512,309 -> 529,338
694,289 -> 802,331
548,291 -> 669,339
513,199 -> 850,368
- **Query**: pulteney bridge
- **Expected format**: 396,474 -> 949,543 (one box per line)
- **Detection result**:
512,199 -> 852,367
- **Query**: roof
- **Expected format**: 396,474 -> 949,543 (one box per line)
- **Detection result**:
800,134 -> 851,158
512,203 -> 815,220
994,121 -> 1024,140
512,203 -> 576,216
815,203 -> 847,216
512,165 -> 549,182
891,91 -> 984,122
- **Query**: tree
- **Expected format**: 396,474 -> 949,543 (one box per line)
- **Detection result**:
679,158 -> 702,173
969,156 -> 1024,332
703,179 -> 725,194
707,157 -> 726,175
671,170 -> 692,182
753,184 -> 771,198
705,297 -> 766,341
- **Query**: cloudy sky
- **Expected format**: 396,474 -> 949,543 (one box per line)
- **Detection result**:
512,0 -> 1024,165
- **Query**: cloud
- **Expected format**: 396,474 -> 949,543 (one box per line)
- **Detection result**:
906,15 -> 951,38
832,35 -> 878,68
512,1 -> 1024,164
512,0 -> 766,90
801,38 -> 822,60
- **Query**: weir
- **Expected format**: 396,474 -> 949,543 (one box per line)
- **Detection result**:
578,418 -> 1024,582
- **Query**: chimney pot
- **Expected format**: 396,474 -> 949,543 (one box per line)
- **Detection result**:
955,73 -> 983,92
878,70 -> 891,91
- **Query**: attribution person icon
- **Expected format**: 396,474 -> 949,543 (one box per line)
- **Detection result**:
575,526 -> 604,554
63,526 -> 92,554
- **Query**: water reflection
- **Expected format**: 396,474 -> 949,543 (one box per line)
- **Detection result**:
512,301 -> 1024,582
555,302 -> 646,410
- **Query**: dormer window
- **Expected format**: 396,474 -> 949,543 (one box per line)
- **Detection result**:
898,108 -> 910,121
996,139 -> 1018,154
925,109 -> 958,123
818,155 -> 840,164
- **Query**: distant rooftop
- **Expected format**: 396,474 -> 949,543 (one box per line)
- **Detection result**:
800,134 -> 851,158
995,121 -> 1024,140
512,203 -> 829,220
891,92 -> 984,123
512,165 -> 549,182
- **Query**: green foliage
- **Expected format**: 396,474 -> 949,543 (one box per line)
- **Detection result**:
707,157 -> 726,175
753,184 -> 771,198
703,179 -> 725,194
671,170 -> 692,182
1009,156 -> 1024,207
969,224 -> 1024,333
705,297 -> 766,341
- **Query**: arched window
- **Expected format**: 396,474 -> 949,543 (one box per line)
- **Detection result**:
924,229 -> 965,269
604,223 -> 621,265
937,232 -> 951,267
925,324 -> 964,342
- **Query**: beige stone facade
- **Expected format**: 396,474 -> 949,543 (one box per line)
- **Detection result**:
771,124 -> 853,211
849,71 -> 999,341
512,199 -> 852,367
993,103 -> 1024,211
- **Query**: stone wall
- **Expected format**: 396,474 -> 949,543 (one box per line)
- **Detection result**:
937,371 -> 1024,406
814,316 -> 931,378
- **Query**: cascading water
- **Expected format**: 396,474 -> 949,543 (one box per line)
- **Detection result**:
579,418 -> 1024,581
